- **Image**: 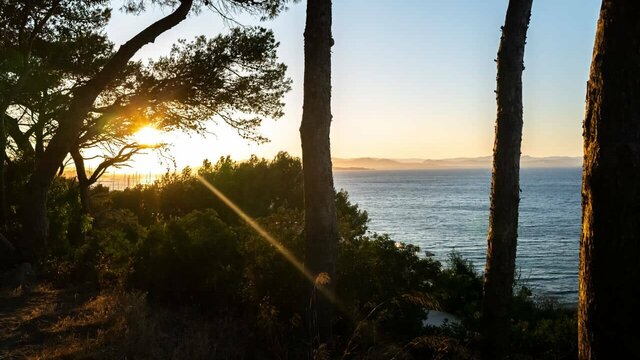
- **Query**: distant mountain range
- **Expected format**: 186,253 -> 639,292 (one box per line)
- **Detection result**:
332,156 -> 582,170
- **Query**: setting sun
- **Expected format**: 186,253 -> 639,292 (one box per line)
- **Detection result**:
133,126 -> 163,146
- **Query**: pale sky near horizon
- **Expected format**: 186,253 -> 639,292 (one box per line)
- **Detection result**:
104,0 -> 601,172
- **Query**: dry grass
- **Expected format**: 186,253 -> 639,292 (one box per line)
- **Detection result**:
0,283 -> 249,359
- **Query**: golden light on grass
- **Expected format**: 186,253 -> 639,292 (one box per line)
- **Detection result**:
133,125 -> 163,146
195,175 -> 340,308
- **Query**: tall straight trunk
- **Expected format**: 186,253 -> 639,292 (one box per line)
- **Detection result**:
481,0 -> 532,358
300,0 -> 338,348
579,1 -> 640,358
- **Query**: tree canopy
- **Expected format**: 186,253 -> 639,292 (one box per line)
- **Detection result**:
0,0 -> 292,260
2,1 -> 290,170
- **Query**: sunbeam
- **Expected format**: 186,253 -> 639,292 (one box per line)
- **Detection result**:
195,175 -> 340,308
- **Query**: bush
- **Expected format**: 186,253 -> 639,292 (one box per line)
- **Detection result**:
436,252 -> 483,324
37,152 -> 577,359
132,209 -> 243,309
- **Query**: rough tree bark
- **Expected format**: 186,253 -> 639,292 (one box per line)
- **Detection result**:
579,1 -> 640,359
481,0 -> 532,358
17,0 -> 193,262
300,0 -> 338,348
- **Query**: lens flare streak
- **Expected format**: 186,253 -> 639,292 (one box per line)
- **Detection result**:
196,175 -> 339,306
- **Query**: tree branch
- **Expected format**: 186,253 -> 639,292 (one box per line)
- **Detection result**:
79,0 -> 193,102
4,114 -> 34,155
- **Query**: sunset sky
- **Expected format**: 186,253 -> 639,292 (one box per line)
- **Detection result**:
106,0 -> 601,171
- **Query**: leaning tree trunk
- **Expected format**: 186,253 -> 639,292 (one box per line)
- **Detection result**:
17,0 -> 193,264
18,133 -> 70,262
300,0 -> 338,349
579,1 -> 640,359
71,148 -> 91,214
68,148 -> 91,246
481,0 -> 532,358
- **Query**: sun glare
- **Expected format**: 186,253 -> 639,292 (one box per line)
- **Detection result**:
134,126 -> 162,146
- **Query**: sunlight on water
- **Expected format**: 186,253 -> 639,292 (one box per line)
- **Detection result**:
335,168 -> 581,304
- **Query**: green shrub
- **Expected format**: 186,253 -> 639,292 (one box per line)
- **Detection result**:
37,153 -> 578,359
435,252 -> 483,324
132,209 -> 243,308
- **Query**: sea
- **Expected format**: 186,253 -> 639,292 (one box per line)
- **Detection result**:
333,168 -> 581,304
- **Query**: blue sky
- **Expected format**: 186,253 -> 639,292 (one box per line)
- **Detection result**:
106,0 -> 601,169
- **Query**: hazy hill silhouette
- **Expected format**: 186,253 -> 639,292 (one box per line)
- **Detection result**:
332,155 -> 581,170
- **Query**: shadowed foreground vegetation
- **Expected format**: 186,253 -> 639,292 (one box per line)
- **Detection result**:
1,153 -> 576,359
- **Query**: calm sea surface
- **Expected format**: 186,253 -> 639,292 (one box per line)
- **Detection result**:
334,168 -> 581,304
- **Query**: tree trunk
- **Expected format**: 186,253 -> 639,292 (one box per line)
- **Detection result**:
17,124 -> 71,263
0,114 -> 7,233
300,0 -> 338,349
78,182 -> 90,214
69,149 -> 90,246
481,0 -> 532,358
579,1 -> 640,359
71,148 -> 91,214
17,0 -> 193,263
18,181 -> 49,262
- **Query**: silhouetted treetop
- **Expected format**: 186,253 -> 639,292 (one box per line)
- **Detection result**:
121,0 -> 296,19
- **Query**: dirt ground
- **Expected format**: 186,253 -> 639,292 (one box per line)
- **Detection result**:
0,282 -> 244,360
0,283 -> 115,359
